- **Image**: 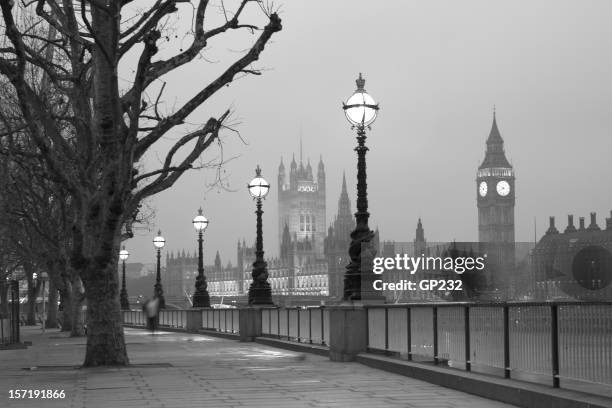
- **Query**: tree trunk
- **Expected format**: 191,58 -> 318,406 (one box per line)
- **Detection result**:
82,262 -> 129,366
45,279 -> 59,328
76,2 -> 128,367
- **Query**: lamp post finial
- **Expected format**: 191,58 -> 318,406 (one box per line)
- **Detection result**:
356,73 -> 365,91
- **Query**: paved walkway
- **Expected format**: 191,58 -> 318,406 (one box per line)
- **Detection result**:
0,326 -> 517,408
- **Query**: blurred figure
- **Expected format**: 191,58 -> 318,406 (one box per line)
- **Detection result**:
143,296 -> 160,334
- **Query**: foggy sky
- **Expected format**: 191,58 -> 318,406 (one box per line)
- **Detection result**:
124,0 -> 612,266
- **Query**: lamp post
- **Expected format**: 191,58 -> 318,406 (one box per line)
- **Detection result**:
247,166 -> 274,305
192,208 -> 211,307
342,73 -> 380,301
119,246 -> 130,310
153,230 -> 166,309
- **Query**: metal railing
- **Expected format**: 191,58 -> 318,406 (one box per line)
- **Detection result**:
261,307 -> 329,345
123,310 -> 147,326
201,308 -> 239,333
120,302 -> 611,396
365,302 -> 612,395
122,308 -> 239,334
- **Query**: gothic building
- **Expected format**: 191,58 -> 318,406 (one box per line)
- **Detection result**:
165,250 -> 239,300
165,250 -> 196,299
324,173 -> 354,298
476,112 -> 516,292
278,152 -> 326,258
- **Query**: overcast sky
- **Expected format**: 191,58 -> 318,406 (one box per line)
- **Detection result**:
123,0 -> 612,265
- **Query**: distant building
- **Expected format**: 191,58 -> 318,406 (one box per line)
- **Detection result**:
278,151 -> 326,257
165,152 -> 355,303
531,212 -> 612,300
476,112 -> 516,293
324,173 -> 354,298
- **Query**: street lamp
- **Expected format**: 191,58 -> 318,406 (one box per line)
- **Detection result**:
341,73 -> 380,301
119,246 -> 130,310
247,165 -> 273,305
153,230 -> 166,309
192,208 -> 211,307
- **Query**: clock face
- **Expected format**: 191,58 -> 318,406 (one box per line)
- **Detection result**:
478,181 -> 487,197
496,180 -> 510,196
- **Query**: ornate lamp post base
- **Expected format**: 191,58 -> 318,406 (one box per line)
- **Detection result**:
248,281 -> 273,305
248,259 -> 274,305
343,226 -> 377,301
193,293 -> 210,308
193,275 -> 211,307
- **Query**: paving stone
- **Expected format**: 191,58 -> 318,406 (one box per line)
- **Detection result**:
0,326 -> 517,408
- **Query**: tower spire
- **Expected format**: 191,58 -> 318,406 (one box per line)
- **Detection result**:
479,109 -> 511,169
338,172 -> 351,220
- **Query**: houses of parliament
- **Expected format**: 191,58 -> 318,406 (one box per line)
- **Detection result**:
164,114 -> 612,304
164,150 -> 362,304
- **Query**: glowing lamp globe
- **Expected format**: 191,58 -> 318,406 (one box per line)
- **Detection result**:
193,208 -> 209,232
153,230 -> 165,249
248,165 -> 270,199
119,247 -> 129,261
343,73 -> 379,127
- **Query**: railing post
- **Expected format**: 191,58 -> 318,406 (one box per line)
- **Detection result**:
286,308 -> 290,340
321,308 -> 325,345
384,307 -> 389,352
551,304 -> 560,388
504,305 -> 511,379
297,308 -> 301,342
433,306 -> 438,365
365,307 -> 369,349
465,305 -> 471,372
309,308 -> 313,344
407,307 -> 412,361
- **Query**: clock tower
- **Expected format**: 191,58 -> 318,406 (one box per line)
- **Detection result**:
476,111 -> 515,293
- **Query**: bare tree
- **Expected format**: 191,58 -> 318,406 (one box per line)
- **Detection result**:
0,0 -> 282,366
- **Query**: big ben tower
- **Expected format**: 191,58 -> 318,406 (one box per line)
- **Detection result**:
476,111 -> 515,292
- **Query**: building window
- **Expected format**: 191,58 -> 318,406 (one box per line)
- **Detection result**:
300,212 -> 315,233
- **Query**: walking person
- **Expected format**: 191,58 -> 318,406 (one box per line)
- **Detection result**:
144,296 -> 160,334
